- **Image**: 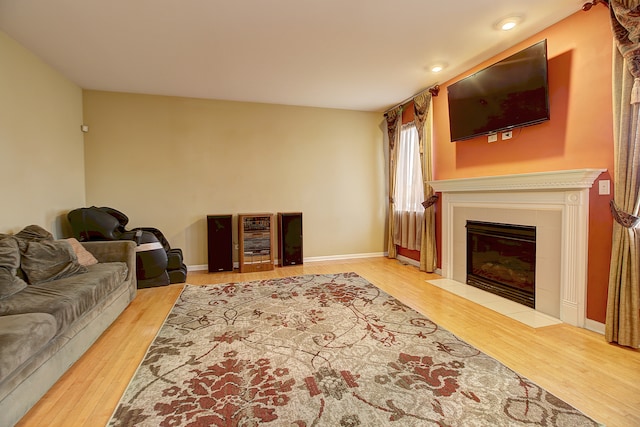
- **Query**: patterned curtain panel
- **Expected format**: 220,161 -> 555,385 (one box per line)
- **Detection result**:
606,0 -> 640,348
413,91 -> 437,272
385,107 -> 402,259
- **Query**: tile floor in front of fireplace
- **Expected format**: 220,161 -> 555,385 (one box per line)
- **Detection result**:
426,279 -> 562,328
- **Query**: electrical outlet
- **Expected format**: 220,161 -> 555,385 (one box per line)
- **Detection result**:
502,131 -> 513,140
488,133 -> 498,143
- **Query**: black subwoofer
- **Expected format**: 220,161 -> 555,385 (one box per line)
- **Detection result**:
207,215 -> 233,272
278,212 -> 303,266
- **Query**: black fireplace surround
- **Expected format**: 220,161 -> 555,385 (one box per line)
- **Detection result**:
466,220 -> 536,308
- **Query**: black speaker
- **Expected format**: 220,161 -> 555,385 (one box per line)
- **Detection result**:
278,212 -> 303,266
207,215 -> 233,272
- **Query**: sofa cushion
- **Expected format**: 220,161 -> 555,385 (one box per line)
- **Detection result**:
0,262 -> 128,336
13,225 -> 53,251
65,238 -> 98,266
0,313 -> 57,383
0,238 -> 27,299
20,240 -> 87,285
0,269 -> 27,300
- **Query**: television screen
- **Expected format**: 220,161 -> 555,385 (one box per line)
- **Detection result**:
447,39 -> 550,142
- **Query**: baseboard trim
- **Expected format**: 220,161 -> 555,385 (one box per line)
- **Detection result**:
187,252 -> 386,272
396,254 -> 420,268
304,252 -> 385,263
189,262 -> 241,272
584,319 -> 605,335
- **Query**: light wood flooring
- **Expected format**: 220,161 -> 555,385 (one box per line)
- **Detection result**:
16,257 -> 640,427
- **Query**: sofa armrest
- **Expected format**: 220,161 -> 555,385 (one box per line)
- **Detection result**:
81,241 -> 137,292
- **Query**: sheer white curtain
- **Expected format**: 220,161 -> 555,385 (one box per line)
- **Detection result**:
393,123 -> 423,250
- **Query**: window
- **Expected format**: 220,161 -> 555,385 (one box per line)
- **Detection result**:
393,123 -> 423,250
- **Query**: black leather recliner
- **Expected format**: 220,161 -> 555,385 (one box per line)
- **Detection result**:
67,207 -> 187,288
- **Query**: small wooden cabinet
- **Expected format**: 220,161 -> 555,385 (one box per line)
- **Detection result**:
238,213 -> 274,273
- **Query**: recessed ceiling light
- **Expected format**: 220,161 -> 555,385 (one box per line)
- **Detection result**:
495,16 -> 523,31
431,64 -> 447,73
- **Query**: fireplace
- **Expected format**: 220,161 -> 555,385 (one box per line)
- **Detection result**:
428,168 -> 605,327
466,221 -> 536,308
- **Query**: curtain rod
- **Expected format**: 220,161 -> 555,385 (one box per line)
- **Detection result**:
384,85 -> 440,115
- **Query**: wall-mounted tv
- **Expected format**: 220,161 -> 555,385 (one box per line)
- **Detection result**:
447,39 -> 550,142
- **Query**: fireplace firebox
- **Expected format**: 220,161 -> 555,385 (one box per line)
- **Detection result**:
466,221 -> 536,308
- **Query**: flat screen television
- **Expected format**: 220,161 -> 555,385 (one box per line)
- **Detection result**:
447,39 -> 550,142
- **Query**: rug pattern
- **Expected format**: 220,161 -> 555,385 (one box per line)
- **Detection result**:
108,273 -> 601,426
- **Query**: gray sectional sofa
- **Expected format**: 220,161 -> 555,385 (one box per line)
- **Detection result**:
0,225 -> 137,426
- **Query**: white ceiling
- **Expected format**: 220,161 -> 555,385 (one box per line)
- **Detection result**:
0,0 -> 590,112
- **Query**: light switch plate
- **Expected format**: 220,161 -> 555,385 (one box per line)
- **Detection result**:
598,180 -> 610,195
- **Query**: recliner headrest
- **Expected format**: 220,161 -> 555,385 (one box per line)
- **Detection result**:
67,207 -> 123,241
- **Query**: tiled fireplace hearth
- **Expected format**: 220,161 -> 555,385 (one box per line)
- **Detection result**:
428,169 -> 605,327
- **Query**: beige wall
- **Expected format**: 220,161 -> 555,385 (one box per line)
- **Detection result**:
0,31 -> 85,237
82,91 -> 386,267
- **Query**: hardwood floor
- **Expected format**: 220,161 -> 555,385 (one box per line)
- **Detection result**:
16,257 -> 640,427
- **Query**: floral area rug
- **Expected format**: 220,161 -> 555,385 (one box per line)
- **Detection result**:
108,273 -> 602,426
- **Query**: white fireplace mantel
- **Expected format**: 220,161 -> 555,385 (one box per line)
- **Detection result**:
427,168 -> 606,328
428,169 -> 606,193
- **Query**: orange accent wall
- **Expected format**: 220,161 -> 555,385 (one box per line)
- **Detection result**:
402,102 -> 415,124
431,8 -> 614,323
397,246 -> 420,261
